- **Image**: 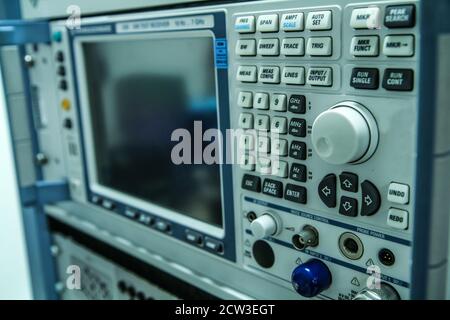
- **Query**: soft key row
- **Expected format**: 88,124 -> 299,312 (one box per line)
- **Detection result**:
238,113 -> 306,138
237,65 -> 332,87
237,92 -> 306,114
236,37 -> 332,57
235,11 -> 332,33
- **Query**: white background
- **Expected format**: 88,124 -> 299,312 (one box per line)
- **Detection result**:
0,65 -> 32,299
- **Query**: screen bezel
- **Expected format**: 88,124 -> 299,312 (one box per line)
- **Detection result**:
67,11 -> 235,261
74,30 -> 225,237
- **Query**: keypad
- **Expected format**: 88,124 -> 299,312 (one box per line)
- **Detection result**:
235,4 -> 416,214
237,89 -> 308,203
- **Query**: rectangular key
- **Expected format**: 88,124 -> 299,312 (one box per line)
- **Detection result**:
237,65 -> 257,82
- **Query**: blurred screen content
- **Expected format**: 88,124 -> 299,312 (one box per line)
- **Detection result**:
82,35 -> 223,227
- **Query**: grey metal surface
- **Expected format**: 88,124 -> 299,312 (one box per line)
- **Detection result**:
17,0 -> 449,300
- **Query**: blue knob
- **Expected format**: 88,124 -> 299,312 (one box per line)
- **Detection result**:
291,259 -> 332,298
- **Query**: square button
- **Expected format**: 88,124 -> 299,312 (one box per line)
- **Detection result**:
255,114 -> 270,131
387,208 -> 409,230
257,136 -> 270,154
289,141 -> 307,160
288,95 -> 306,114
254,92 -> 270,110
271,116 -> 288,134
270,94 -> 287,111
272,160 -> 288,178
290,163 -> 307,182
240,154 -> 256,171
339,172 -> 358,192
272,139 -> 288,156
238,91 -> 253,108
239,113 -> 254,129
387,182 -> 410,204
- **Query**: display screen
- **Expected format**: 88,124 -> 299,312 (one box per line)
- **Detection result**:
82,35 -> 223,227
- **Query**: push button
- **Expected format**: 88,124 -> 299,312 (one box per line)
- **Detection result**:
155,220 -> 171,233
257,136 -> 270,154
290,163 -> 307,182
281,67 -> 305,85
339,172 -> 358,192
270,94 -> 287,112
306,67 -> 332,86
383,35 -> 414,57
262,179 -> 283,198
280,12 -> 304,31
238,91 -> 253,108
258,66 -> 280,84
138,214 -> 153,226
361,180 -> 381,216
257,14 -> 279,32
205,238 -> 224,254
237,65 -> 257,83
59,80 -> 68,91
257,38 -> 279,56
239,113 -> 253,129
387,182 -> 409,204
339,197 -> 358,217
256,157 -> 271,175
318,174 -> 337,208
185,230 -> 203,246
239,134 -> 255,151
350,68 -> 379,90
306,11 -> 332,31
382,69 -> 414,91
235,16 -> 256,33
385,5 -> 415,28
289,141 -> 307,160
285,184 -> 307,204
271,116 -> 288,134
240,154 -> 255,171
242,174 -> 261,192
57,65 -> 66,76
255,114 -> 270,131
102,200 -> 115,210
272,139 -> 288,156
254,92 -> 269,110
288,95 -> 306,114
236,39 -> 256,56
281,38 -> 305,56
289,118 -> 306,137
272,160 -> 288,178
55,51 -> 64,62
387,208 -> 409,230
306,37 -> 332,56
350,7 -> 381,29
350,36 -> 379,56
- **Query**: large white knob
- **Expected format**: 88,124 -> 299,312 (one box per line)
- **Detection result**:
250,214 -> 278,239
311,101 -> 379,165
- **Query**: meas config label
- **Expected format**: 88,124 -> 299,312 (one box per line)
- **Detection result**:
116,15 -> 214,33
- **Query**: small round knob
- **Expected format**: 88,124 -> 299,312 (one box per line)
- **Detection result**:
250,214 -> 278,239
291,259 -> 332,298
353,283 -> 400,300
311,101 -> 378,165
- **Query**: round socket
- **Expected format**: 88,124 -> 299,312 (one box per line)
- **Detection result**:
339,232 -> 364,260
378,248 -> 395,266
292,225 -> 319,251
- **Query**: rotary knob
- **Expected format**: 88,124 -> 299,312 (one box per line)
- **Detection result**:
353,283 -> 400,300
250,214 -> 279,239
311,101 -> 379,165
291,259 -> 332,298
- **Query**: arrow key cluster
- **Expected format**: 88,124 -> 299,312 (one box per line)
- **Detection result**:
318,172 -> 381,217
